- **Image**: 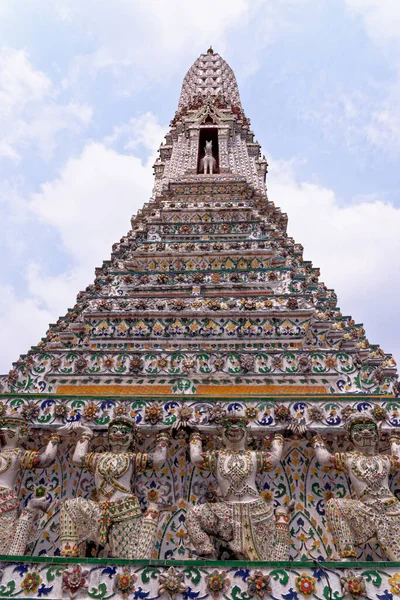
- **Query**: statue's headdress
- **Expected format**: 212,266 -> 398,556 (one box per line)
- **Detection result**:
342,405 -> 387,433
108,416 -> 137,436
221,414 -> 249,429
343,411 -> 378,433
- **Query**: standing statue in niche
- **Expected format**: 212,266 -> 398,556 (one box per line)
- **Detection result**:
0,415 -> 63,555
59,417 -> 169,558
186,415 -> 292,560
311,412 -> 400,560
200,140 -> 216,174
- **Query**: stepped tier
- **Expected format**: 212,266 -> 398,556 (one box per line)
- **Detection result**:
2,178 -> 397,396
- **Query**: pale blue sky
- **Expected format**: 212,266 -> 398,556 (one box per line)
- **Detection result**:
0,0 -> 399,372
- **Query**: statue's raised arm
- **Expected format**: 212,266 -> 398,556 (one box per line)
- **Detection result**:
151,430 -> 170,468
389,434 -> 400,471
0,415 -> 65,555
186,414 -> 292,561
57,422 -> 95,468
189,431 -> 206,467
256,432 -> 285,471
311,432 -> 336,467
59,416 -> 169,559
310,411 -> 400,561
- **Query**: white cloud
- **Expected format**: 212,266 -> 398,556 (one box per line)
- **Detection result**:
30,140 -> 154,268
58,0 -> 308,95
345,1 -> 400,48
0,140 -> 19,161
364,82 -> 400,152
304,81 -> 400,157
268,159 -> 400,365
0,0 -> 314,101
0,285 -> 54,363
0,47 -> 92,162
105,112 -> 167,155
339,1 -> 400,154
59,0 -> 250,96
0,113 -> 165,372
0,47 -> 50,113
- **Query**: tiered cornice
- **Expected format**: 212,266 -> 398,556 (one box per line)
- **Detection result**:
3,175 -> 397,396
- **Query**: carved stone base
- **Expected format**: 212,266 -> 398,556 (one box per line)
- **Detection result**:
0,557 -> 397,599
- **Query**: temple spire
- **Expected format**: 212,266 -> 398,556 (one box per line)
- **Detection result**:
152,51 -> 268,196
177,51 -> 243,113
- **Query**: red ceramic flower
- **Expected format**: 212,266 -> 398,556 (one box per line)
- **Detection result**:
275,404 -> 291,422
62,565 -> 89,599
113,568 -> 137,598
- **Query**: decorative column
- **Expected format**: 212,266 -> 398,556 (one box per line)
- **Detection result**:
187,126 -> 200,174
218,125 -> 230,173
